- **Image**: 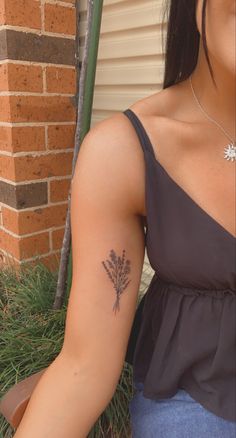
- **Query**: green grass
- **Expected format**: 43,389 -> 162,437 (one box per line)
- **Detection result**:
0,259 -> 146,437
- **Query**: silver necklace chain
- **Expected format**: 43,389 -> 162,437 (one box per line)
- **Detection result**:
189,75 -> 236,162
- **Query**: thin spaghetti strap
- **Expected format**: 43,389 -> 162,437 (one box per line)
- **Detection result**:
123,108 -> 157,160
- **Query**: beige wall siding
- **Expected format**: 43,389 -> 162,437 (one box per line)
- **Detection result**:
79,0 -> 166,126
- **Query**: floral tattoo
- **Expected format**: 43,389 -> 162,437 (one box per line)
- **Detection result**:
101,249 -> 131,314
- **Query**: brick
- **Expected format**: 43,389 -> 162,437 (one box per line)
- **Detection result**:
0,63 -> 43,92
47,124 -> 75,150
2,203 -> 68,234
0,63 -> 8,90
0,180 -> 48,209
0,126 -> 45,153
0,229 -> 17,257
13,126 -> 46,152
0,29 -> 75,65
0,1 -> 6,25
1,207 -> 18,234
0,95 -> 76,123
50,178 -> 71,202
46,0 -> 75,4
0,228 -> 50,259
46,66 -> 76,94
0,96 -> 11,121
14,151 -> 73,182
44,3 -> 76,35
52,227 -> 65,250
0,0 -> 77,268
0,127 -> 12,153
2,0 -> 41,29
19,231 -> 50,259
0,155 -> 15,180
0,152 -> 73,182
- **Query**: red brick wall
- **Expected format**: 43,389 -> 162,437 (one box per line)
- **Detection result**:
0,0 -> 76,271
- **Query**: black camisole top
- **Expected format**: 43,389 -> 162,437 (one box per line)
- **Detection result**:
123,108 -> 236,422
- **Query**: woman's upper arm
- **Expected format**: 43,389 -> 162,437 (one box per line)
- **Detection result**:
61,114 -> 145,379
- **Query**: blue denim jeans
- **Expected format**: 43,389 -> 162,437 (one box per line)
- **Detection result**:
129,381 -> 236,437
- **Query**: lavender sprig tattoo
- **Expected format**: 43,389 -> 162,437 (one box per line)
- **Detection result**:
101,249 -> 131,314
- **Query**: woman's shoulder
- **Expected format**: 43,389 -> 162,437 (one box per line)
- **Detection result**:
83,89 -> 177,211
86,80 -> 187,155
72,110 -> 148,216
128,80 -> 195,135
74,80 -> 192,216
85,83 -> 183,160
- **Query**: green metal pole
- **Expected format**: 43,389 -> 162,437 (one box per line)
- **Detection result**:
66,0 -> 104,297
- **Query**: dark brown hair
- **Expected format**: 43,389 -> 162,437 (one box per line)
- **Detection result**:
162,0 -> 215,89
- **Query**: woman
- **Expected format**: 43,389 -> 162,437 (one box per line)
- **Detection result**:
13,0 -> 235,437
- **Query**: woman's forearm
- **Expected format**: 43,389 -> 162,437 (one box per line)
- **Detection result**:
13,352 -> 118,438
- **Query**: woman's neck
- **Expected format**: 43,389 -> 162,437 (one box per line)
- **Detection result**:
191,41 -> 235,138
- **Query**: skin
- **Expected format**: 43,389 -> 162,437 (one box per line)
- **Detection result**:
129,0 -> 235,238
13,1 -> 235,437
